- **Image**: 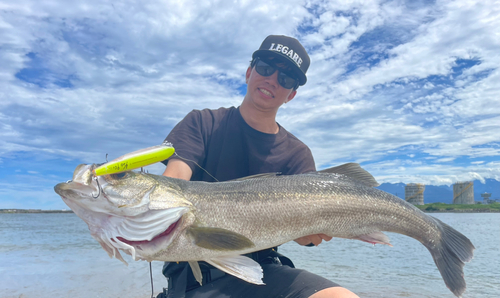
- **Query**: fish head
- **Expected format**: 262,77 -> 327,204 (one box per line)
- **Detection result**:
55,164 -> 192,263
55,163 -> 157,215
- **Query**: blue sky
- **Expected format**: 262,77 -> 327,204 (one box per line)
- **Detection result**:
1,0 -> 499,209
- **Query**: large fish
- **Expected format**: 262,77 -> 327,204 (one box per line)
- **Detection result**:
54,163 -> 474,297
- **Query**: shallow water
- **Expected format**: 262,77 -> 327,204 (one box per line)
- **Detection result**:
0,213 -> 498,297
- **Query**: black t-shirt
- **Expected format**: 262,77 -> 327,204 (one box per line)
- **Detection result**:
161,106 -> 316,287
162,106 -> 315,181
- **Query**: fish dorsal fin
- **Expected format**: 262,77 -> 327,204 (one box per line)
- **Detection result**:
319,163 -> 379,187
206,255 -> 264,285
229,173 -> 281,181
188,226 -> 255,251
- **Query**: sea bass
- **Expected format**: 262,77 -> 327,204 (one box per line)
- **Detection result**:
54,163 -> 474,297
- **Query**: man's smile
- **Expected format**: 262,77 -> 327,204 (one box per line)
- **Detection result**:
258,88 -> 274,98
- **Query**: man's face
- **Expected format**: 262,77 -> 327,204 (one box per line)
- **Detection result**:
245,57 -> 298,111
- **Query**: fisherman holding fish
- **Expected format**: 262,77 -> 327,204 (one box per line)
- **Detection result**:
54,36 -> 474,296
159,35 -> 359,298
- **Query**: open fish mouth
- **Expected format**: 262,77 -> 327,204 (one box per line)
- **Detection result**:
54,164 -> 101,203
54,180 -> 97,199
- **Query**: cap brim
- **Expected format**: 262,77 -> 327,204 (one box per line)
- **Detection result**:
252,50 -> 307,86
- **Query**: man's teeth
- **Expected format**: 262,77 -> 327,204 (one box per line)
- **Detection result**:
260,88 -> 273,97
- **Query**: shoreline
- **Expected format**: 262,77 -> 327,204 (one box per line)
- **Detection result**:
1,208 -> 499,214
0,209 -> 73,214
422,209 -> 500,213
416,202 -> 500,213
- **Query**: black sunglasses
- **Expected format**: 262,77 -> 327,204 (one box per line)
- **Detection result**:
252,58 -> 299,90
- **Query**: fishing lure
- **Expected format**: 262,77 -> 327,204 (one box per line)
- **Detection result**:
93,141 -> 175,176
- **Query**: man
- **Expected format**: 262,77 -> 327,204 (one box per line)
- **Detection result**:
160,35 -> 358,298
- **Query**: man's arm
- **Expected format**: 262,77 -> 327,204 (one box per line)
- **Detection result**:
162,159 -> 193,181
160,109 -> 210,181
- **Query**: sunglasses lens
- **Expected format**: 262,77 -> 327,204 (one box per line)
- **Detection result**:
254,59 -> 298,89
255,60 -> 275,76
278,72 -> 297,89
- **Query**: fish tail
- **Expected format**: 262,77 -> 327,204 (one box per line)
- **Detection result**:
427,217 -> 475,297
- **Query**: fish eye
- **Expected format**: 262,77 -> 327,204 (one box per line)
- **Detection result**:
110,172 -> 128,179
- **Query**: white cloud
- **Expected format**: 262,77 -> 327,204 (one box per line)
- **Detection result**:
0,0 -> 499,207
363,159 -> 500,186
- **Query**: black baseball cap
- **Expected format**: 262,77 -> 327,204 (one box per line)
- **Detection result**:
252,35 -> 310,86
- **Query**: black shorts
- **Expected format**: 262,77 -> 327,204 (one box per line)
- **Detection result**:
184,263 -> 340,298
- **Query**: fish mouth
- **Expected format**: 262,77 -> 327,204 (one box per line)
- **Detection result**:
116,219 -> 180,246
54,180 -> 95,196
54,163 -> 99,199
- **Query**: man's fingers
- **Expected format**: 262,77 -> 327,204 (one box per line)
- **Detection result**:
294,236 -> 312,246
310,235 -> 322,246
294,234 -> 333,246
320,234 -> 333,241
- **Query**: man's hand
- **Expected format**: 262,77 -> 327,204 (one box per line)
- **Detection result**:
294,234 -> 333,246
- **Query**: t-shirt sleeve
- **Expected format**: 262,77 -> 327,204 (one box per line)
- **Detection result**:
161,110 -> 211,173
287,145 -> 316,174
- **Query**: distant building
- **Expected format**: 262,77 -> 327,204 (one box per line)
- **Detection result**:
453,181 -> 474,204
481,193 -> 497,204
405,183 -> 425,205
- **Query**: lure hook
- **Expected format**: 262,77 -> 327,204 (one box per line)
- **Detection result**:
92,176 -> 102,199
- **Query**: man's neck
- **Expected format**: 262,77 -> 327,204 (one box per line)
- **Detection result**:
239,101 -> 280,134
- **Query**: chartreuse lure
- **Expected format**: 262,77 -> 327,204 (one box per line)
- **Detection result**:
93,142 -> 175,176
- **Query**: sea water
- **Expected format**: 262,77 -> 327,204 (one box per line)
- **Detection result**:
0,213 -> 498,298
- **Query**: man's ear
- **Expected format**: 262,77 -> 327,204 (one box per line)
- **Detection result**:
245,67 -> 252,84
285,90 -> 297,103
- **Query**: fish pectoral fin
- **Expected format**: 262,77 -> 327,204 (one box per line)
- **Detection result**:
188,261 -> 203,286
354,231 -> 393,246
188,227 -> 255,251
206,255 -> 264,285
